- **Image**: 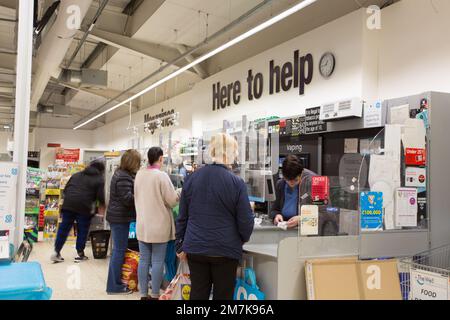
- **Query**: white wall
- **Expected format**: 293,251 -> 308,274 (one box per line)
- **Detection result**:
92,90 -> 194,151
378,0 -> 450,99
192,9 -> 368,132
0,132 -> 13,154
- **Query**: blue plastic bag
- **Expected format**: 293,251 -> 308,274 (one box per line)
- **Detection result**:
234,268 -> 265,300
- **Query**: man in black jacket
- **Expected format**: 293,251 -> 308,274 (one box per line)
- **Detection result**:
51,160 -> 105,263
269,155 -> 317,229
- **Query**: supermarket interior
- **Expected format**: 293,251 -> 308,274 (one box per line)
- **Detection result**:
1,0 -> 450,302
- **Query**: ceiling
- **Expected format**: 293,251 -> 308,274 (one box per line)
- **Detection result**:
0,0 -> 399,132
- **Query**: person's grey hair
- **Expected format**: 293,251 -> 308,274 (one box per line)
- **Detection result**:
209,133 -> 238,165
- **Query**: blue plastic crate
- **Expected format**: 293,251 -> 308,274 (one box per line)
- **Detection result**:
0,262 -> 52,300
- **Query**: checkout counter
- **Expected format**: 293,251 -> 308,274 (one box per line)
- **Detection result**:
235,92 -> 450,299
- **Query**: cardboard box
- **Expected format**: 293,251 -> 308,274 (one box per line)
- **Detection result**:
305,258 -> 402,300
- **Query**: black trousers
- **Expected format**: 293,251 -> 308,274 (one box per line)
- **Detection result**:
187,254 -> 239,300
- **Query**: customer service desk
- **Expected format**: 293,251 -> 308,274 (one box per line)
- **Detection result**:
243,224 -> 359,300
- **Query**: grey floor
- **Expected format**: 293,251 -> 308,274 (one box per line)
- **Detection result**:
29,241 -> 141,300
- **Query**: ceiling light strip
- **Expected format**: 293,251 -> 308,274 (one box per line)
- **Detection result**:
74,0 -> 317,130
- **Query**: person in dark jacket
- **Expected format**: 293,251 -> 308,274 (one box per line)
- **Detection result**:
176,133 -> 255,300
106,149 -> 141,295
270,155 -> 317,228
51,160 -> 105,263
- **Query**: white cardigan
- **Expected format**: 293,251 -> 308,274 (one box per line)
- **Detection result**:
134,168 -> 179,243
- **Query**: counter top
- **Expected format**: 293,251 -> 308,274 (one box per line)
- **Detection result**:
243,243 -> 278,258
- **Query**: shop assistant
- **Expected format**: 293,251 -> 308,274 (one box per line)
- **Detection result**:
269,155 -> 317,228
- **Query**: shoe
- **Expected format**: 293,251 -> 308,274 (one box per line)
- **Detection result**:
74,252 -> 89,263
107,288 -> 133,295
50,251 -> 64,263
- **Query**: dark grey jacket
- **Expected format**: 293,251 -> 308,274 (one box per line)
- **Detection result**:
106,169 -> 136,224
62,166 -> 105,215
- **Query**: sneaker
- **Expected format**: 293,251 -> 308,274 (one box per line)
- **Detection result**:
107,288 -> 133,295
50,251 -> 64,263
74,252 -> 89,263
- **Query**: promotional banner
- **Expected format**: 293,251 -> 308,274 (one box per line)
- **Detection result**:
55,148 -> 80,163
0,162 -> 19,235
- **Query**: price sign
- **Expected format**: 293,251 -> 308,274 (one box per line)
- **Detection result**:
410,268 -> 448,300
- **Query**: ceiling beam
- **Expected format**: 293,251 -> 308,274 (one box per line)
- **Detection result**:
124,0 -> 164,36
88,28 -> 193,72
0,53 -> 16,71
82,4 -> 129,35
176,44 -> 208,79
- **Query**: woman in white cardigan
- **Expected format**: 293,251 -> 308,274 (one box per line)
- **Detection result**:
134,147 -> 179,300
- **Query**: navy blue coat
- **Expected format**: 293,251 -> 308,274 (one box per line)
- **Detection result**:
175,164 -> 255,261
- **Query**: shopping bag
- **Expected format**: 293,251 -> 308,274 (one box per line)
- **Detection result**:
121,249 -> 140,291
159,260 -> 191,300
234,268 -> 265,300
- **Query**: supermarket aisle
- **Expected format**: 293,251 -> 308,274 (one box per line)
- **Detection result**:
29,242 -> 140,300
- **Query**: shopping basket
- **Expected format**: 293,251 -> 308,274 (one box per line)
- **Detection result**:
398,244 -> 450,300
89,230 -> 111,259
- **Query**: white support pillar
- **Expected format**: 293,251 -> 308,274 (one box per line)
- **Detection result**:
12,0 -> 34,250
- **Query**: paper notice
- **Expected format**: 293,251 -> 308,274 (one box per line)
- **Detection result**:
405,167 -> 426,187
384,124 -> 402,162
364,101 -> 383,128
402,119 -> 426,149
360,139 -> 370,155
395,188 -> 418,227
344,138 -> 359,154
389,104 -> 410,125
300,205 -> 319,236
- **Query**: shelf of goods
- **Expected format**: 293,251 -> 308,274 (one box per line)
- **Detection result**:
24,168 -> 45,243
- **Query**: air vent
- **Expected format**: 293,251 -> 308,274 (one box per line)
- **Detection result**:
319,98 -> 363,121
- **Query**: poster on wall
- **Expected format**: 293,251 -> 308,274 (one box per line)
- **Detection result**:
55,148 -> 80,163
0,162 -> 18,236
360,191 -> 383,231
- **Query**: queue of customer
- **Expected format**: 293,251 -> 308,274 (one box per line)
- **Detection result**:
101,133 -> 255,300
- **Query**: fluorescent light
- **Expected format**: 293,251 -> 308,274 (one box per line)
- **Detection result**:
3,125 -> 10,129
74,0 -> 318,130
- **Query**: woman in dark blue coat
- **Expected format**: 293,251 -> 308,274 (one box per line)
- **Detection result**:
176,133 -> 255,300
106,149 -> 141,295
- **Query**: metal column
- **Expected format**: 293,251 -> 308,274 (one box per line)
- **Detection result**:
12,0 -> 34,250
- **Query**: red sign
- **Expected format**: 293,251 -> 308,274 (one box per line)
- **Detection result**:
405,148 -> 426,166
55,148 -> 80,163
311,176 -> 330,204
47,143 -> 61,148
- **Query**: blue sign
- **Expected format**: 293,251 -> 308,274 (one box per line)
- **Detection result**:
360,192 -> 383,231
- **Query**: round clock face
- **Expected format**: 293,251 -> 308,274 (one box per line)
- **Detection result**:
319,52 -> 335,78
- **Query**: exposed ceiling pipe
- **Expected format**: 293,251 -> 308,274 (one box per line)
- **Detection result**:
76,0 -> 274,125
65,0 -> 109,69
30,0 -> 94,111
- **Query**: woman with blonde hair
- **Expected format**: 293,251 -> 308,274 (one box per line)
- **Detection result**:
106,149 -> 141,295
176,133 -> 254,300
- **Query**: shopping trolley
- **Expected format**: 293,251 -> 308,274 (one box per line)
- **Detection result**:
398,244 -> 450,300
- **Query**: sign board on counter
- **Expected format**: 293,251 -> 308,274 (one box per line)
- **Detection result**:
360,191 -> 383,231
305,107 -> 327,134
405,148 -> 426,166
394,188 -> 418,227
0,162 -> 18,234
410,268 -> 449,300
364,100 -> 383,128
300,205 -> 319,236
311,176 -> 329,204
405,167 -> 426,187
